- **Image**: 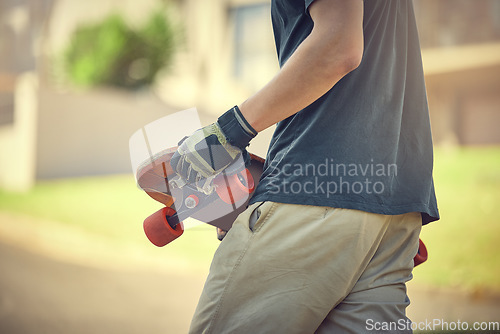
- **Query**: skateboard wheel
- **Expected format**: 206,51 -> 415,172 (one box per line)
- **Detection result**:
413,238 -> 428,267
215,168 -> 255,205
143,207 -> 184,247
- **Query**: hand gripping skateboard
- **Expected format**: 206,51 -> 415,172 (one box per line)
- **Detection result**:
136,147 -> 265,247
136,148 -> 428,266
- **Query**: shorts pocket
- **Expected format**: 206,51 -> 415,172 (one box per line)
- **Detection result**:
249,201 -> 275,232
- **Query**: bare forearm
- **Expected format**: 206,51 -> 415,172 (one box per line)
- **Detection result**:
239,34 -> 358,132
239,0 -> 363,133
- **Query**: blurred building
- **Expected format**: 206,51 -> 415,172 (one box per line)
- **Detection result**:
414,0 -> 500,146
0,0 -> 53,190
0,0 -> 499,190
162,0 -> 500,147
0,0 -> 52,125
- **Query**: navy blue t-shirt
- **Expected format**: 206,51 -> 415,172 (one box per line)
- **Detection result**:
249,0 -> 439,224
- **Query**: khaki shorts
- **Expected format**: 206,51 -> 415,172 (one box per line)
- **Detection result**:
189,201 -> 421,334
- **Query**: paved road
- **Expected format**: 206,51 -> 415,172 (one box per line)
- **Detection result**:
0,241 -> 205,334
1,239 -> 499,334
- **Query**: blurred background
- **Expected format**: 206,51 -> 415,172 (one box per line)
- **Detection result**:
0,0 -> 499,333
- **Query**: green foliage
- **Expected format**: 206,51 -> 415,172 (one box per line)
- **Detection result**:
63,8 -> 178,89
415,146 -> 500,292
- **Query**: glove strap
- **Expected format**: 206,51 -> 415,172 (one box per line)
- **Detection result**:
217,106 -> 257,150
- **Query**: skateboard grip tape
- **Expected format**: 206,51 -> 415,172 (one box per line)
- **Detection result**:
144,207 -> 184,247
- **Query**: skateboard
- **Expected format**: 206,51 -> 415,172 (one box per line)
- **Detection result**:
136,147 -> 264,247
136,147 -> 428,266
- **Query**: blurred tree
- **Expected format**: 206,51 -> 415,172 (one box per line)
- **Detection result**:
62,7 -> 178,90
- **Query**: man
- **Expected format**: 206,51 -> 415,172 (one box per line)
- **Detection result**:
171,0 -> 439,333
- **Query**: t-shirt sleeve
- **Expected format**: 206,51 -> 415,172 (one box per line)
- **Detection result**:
305,0 -> 315,12
306,0 -> 367,12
